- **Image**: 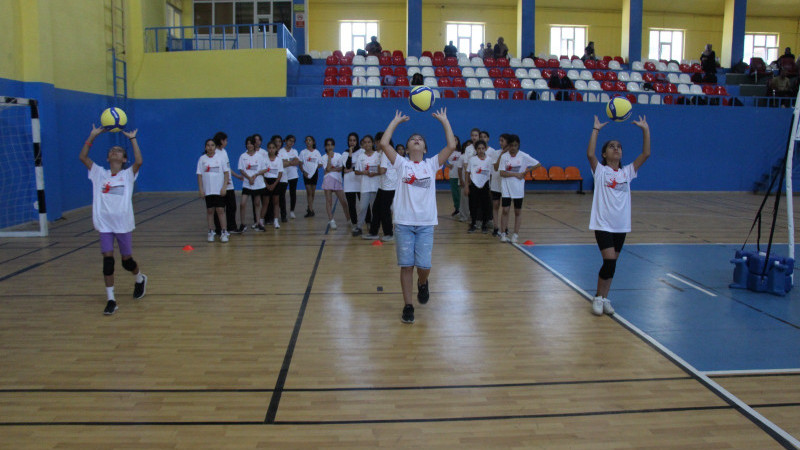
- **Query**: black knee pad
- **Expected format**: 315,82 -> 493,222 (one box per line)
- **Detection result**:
103,256 -> 115,276
599,259 -> 617,280
121,257 -> 137,272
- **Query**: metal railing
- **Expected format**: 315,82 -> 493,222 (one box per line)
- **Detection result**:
144,24 -> 296,56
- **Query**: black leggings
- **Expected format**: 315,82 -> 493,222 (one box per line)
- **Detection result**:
369,189 -> 395,236
594,230 -> 626,253
345,192 -> 359,225
468,182 -> 492,225
214,189 -> 238,232
279,178 -> 299,219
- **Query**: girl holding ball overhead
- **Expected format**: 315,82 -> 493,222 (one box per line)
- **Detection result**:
378,108 -> 456,324
587,114 -> 650,316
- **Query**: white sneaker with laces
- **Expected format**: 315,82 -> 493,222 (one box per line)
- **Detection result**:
207,231 -> 215,242
329,220 -> 337,230
511,233 -> 519,244
602,298 -> 615,315
499,232 -> 508,243
220,231 -> 229,243
592,296 -> 604,316
274,218 -> 280,229
289,211 -> 296,219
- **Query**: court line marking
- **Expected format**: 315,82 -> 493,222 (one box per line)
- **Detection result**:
705,369 -> 800,377
666,273 -> 718,297
264,240 -> 326,424
0,242 -> 58,266
514,244 -> 800,449
73,197 -> 182,237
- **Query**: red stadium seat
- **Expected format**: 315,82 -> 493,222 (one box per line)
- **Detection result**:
560,55 -> 569,61
497,90 -> 509,99
333,50 -> 343,59
597,60 -> 609,70
602,56 -> 613,62
396,77 -> 409,86
392,50 -> 404,58
326,55 -> 338,65
322,88 -> 334,97
435,67 -> 447,77
626,94 -> 637,103
556,69 -> 567,79
702,85 -> 716,95
663,95 -> 674,104
421,51 -> 433,58
653,82 -> 665,93
654,72 -> 667,82
614,56 -> 624,65
542,69 -> 553,79
484,57 -> 496,67
547,58 -> 560,68
716,85 -> 728,96
381,88 -> 391,98
433,51 -> 444,59
691,63 -> 703,73
445,56 -> 458,67
642,73 -> 655,83
339,66 -> 352,77
493,78 -> 507,88
438,77 -> 452,87
323,76 -> 336,86
497,58 -> 510,68
394,66 -> 407,77
443,89 -> 456,98
679,63 -> 691,73
508,78 -> 521,89
337,75 -> 351,85
502,68 -> 516,78
379,55 -> 391,65
592,71 -> 605,81
570,91 -> 584,102
488,67 -> 502,78
584,59 -> 597,69
452,77 -> 466,87
401,89 -> 410,98
615,81 -> 627,91
381,50 -> 391,57
457,89 -> 469,99
392,55 -> 405,66
512,90 -> 525,100
336,88 -> 349,97
644,61 -> 656,72
340,56 -> 352,65
666,83 -> 677,94
601,81 -> 616,91
433,54 -> 445,66
534,58 -> 546,68
324,66 -> 338,77
571,55 -> 580,60
380,66 -> 393,77
605,71 -> 618,81
448,67 -> 461,77
345,51 -> 355,59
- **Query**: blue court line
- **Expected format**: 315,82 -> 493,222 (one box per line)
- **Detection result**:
518,243 -> 800,373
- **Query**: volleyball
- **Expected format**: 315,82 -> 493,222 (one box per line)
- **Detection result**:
100,107 -> 127,132
605,97 -> 632,122
409,86 -> 435,112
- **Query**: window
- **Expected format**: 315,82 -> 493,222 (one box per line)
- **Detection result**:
744,33 -> 778,63
648,29 -> 683,61
193,1 -> 292,31
340,21 -> 378,53
445,23 -> 484,55
166,3 -> 182,37
550,26 -> 586,57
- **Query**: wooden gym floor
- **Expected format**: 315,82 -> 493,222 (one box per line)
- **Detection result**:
0,191 -> 798,448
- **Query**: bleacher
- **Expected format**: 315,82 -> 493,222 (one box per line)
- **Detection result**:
300,50 -> 736,105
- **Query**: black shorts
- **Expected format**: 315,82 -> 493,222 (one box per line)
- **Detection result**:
241,187 -> 266,197
501,197 -> 523,209
303,172 -> 319,186
490,190 -> 502,201
595,230 -> 627,253
205,195 -> 225,208
273,181 -> 288,196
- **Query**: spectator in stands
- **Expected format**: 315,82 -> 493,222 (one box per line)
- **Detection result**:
582,42 -> 596,62
444,41 -> 458,58
365,36 -> 382,56
493,37 -> 508,59
700,44 -> 717,79
768,70 -> 796,107
411,73 -> 424,86
549,73 -> 574,101
778,47 -> 795,66
477,43 -> 486,58
484,42 -> 493,60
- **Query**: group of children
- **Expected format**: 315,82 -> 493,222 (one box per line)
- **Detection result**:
85,111 -> 650,322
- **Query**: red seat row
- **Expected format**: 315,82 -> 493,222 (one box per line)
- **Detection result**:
322,88 -> 530,100
324,76 -> 412,86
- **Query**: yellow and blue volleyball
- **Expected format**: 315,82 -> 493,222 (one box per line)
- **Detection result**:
605,97 -> 632,122
409,86 -> 435,112
100,107 -> 128,132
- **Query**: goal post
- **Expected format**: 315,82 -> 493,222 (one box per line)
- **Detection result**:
0,96 -> 48,237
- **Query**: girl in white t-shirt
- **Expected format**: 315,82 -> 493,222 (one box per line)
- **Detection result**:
197,139 -> 231,242
80,125 -> 147,316
342,132 -> 362,230
353,135 -> 380,237
237,136 -> 269,232
489,133 -> 510,236
378,109 -> 456,325
587,115 -> 650,316
320,137 -> 351,230
464,140 -> 494,233
260,141 -> 285,230
496,135 -> 542,244
299,136 -> 323,218
278,135 -> 301,220
444,137 -> 463,218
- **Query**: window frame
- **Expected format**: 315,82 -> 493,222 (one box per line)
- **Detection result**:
648,28 -> 684,61
549,25 -> 587,58
744,32 -> 779,63
445,22 -> 485,55
339,21 -> 379,54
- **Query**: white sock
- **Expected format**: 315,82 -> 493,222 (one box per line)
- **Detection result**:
106,287 -> 115,301
136,272 -> 145,283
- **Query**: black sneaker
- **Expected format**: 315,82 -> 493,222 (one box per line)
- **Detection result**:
103,300 -> 118,315
451,210 -> 460,217
256,224 -> 266,231
417,280 -> 429,304
133,274 -> 147,299
401,304 -> 415,324
304,210 -> 312,218
352,227 -> 362,237
492,228 -> 499,237
467,224 -> 477,233
481,224 -> 489,234
310,210 -> 315,217
234,224 -> 246,233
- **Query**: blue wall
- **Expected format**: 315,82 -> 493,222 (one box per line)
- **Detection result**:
0,76 -> 795,222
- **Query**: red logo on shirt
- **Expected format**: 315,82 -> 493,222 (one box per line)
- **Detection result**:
205,165 -> 211,172
307,157 -> 313,162
476,168 -> 483,174
247,163 -> 252,170
405,174 -> 417,185
606,178 -> 619,189
102,182 -> 111,193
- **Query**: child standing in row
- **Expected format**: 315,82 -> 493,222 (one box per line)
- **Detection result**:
496,135 -> 542,244
353,135 -> 380,237
321,137 -> 351,229
198,138 -> 231,243
237,136 -> 268,232
464,140 -> 493,234
299,136 -> 322,218
260,141 -> 284,230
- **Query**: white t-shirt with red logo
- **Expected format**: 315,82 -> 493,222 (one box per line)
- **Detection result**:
217,149 -> 234,189
487,148 -> 503,192
499,151 -> 540,199
320,152 -> 344,184
299,148 -> 322,179
197,151 -> 230,196
263,155 -> 285,181
467,155 -> 493,188
278,148 -> 299,180
343,148 -> 363,193
391,156 -> 439,226
446,151 -> 463,179
379,153 -> 398,191
89,163 -> 138,233
357,151 -> 382,193
590,163 -> 637,233
238,151 -> 267,190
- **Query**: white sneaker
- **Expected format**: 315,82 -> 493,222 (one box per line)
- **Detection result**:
602,298 -> 615,315
592,296 -> 604,316
329,220 -> 337,230
499,232 -> 508,242
289,211 -> 296,219
274,218 -> 280,229
381,235 -> 394,242
511,233 -> 519,244
362,233 -> 379,240
207,231 -> 215,242
220,231 -> 229,243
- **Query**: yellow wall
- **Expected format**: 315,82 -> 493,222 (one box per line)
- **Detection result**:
536,7 -> 621,58
643,12 -> 723,61
747,16 -> 800,58
0,0 -> 23,82
130,49 -> 287,99
422,3 -> 517,56
308,1 -> 407,53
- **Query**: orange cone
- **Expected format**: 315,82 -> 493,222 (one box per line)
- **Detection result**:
523,240 -> 534,246
371,240 -> 383,246
182,245 -> 194,251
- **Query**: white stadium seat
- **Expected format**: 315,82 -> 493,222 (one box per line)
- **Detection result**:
366,76 -> 381,86
650,94 -> 662,105
617,71 -> 630,81
405,56 -> 419,66
419,56 -> 432,66
585,92 -> 600,102
529,68 -> 542,79
520,79 -> 535,89
600,93 -> 611,102
466,78 -> 480,88
421,67 -> 435,77
351,88 -> 363,97
667,62 -> 680,72
509,58 -> 522,68
352,55 -> 366,65
567,69 -> 580,80
679,74 -> 691,84
424,77 -> 438,87
534,79 -> 548,89
522,58 -> 534,67
580,70 -> 593,80
470,57 -> 484,67
571,59 -> 585,69
479,78 -> 494,88
321,50 -> 333,58
608,60 -> 622,70
353,76 -> 367,86
656,61 -> 668,72
588,80 -> 602,91
407,67 -> 421,77
515,68 -> 530,79
637,94 -> 650,104
667,73 -> 680,84
626,81 -> 641,92
574,80 -> 588,90
470,89 -> 483,99
366,66 -> 380,77
677,84 -> 690,94
560,59 -> 573,68
631,72 -> 643,82
462,67 -> 476,77
309,50 -> 321,59
690,84 -> 704,95
539,90 -> 553,101
366,55 -> 379,65
458,55 -> 470,66
475,67 -> 489,78
352,66 -> 366,77
365,88 -> 379,98
631,61 -> 644,71
483,90 -> 497,100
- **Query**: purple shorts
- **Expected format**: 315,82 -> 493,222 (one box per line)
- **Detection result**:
99,232 -> 133,256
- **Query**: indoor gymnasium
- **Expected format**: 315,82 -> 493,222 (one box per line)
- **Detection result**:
1,0 -> 800,447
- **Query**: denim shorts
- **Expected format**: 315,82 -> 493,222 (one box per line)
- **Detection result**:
395,224 -> 434,269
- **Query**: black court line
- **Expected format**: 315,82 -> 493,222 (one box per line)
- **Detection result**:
0,388 -> 273,393
534,210 -> 584,232
264,240 -> 326,424
0,240 -> 98,283
0,242 -> 58,266
514,245 -> 799,449
711,372 -> 800,379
